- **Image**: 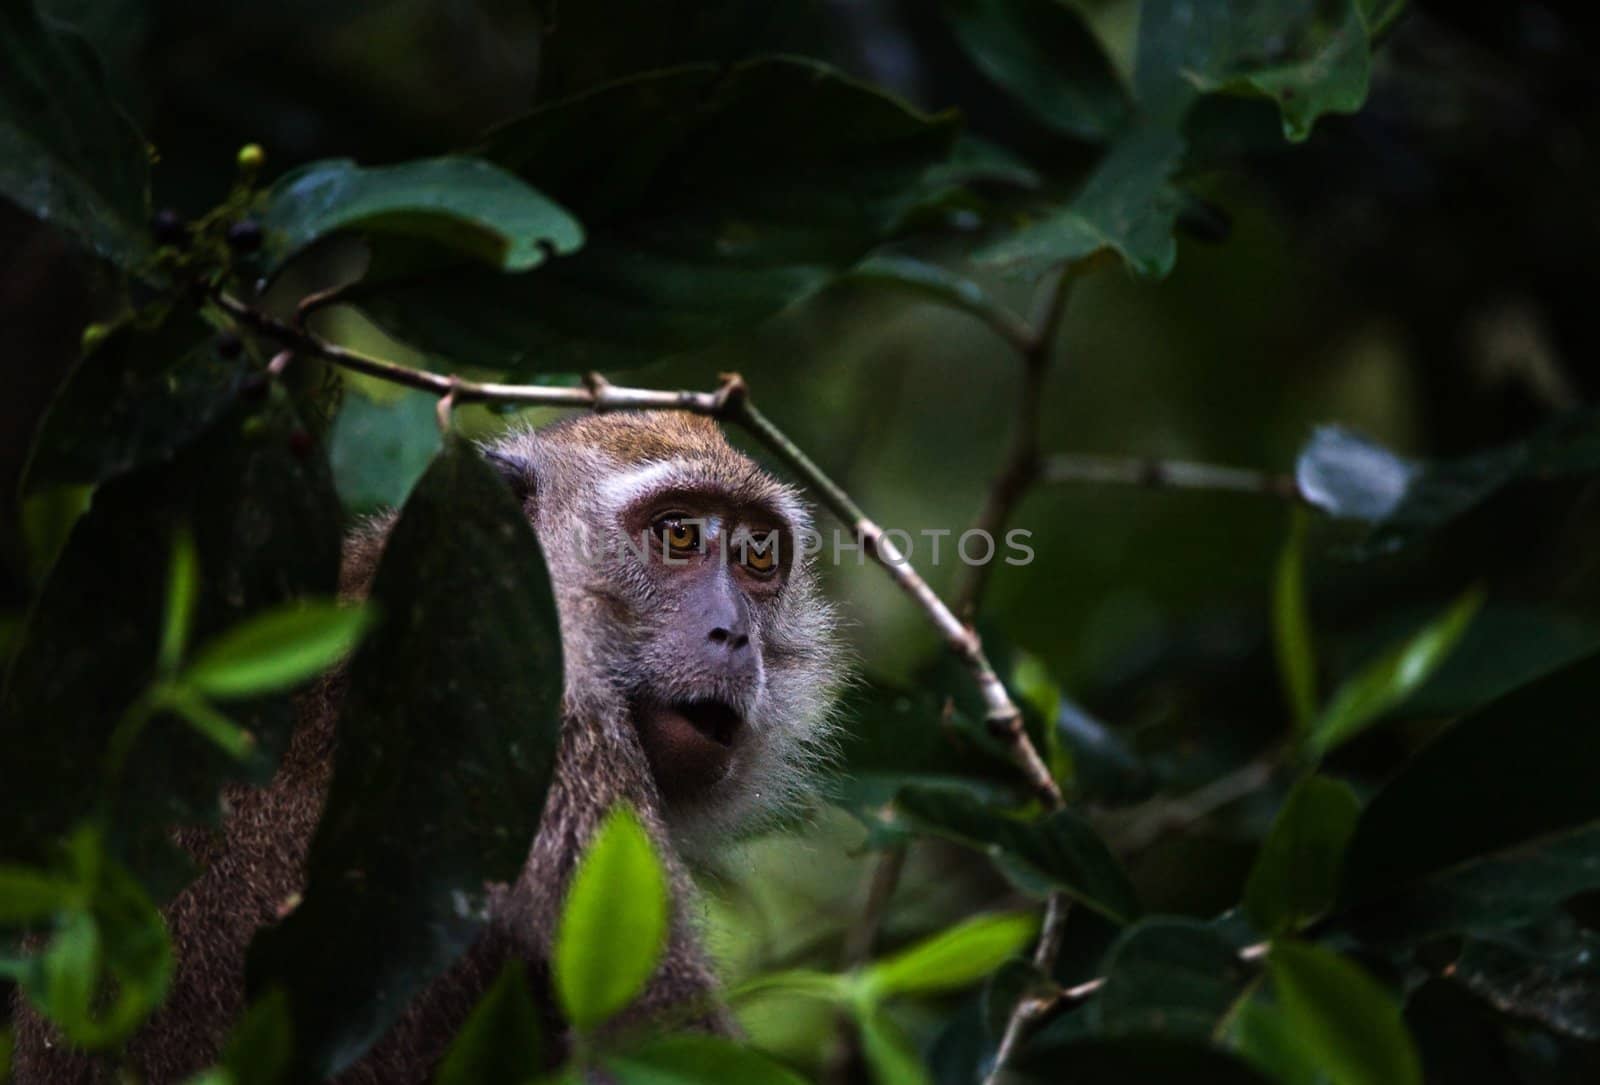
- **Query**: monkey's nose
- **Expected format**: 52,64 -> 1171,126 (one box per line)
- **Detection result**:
702,619 -> 756,679
707,625 -> 750,649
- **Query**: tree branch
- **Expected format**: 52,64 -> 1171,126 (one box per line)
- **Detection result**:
954,269 -> 1074,619
1039,453 -> 1303,501
215,291 -> 1059,810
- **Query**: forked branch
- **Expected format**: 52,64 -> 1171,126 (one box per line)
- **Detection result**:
214,292 -> 1061,808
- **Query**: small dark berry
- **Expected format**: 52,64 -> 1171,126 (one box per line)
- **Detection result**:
288,428 -> 314,459
241,374 -> 271,402
215,331 -> 243,359
152,208 -> 187,246
226,219 -> 264,253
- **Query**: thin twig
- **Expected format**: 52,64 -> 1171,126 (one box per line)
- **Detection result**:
1105,757 -> 1277,855
988,937 -> 1273,1078
839,845 -> 908,969
960,270 -> 1078,1085
215,292 -> 1056,808
955,269 -> 1074,620
1039,453 -> 1303,501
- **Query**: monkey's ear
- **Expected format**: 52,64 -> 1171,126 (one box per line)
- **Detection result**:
484,446 -> 537,510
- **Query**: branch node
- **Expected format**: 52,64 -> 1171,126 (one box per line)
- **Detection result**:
581,371 -> 613,407
435,376 -> 460,434
294,285 -> 347,333
713,371 -> 748,414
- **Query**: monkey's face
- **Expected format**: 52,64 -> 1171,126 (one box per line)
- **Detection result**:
494,414 -> 844,847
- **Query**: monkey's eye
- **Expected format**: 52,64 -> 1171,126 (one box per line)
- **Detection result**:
654,516 -> 702,555
739,533 -> 779,575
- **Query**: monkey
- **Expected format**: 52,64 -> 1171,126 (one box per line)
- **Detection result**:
11,411 -> 845,1083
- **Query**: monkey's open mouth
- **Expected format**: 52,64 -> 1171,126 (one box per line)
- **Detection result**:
672,698 -> 742,748
633,697 -> 743,800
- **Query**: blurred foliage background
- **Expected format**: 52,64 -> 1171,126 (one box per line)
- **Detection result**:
6,1 -> 1600,1082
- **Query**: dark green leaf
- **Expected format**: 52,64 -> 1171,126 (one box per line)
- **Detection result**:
260,156 -> 583,278
356,58 -> 957,373
22,310 -> 244,494
1342,815 -> 1600,945
1089,918 -> 1252,1038
861,912 -> 1038,1000
553,805 -> 669,1031
1266,940 -> 1421,1085
1450,919 -> 1600,1043
1013,1036 -> 1276,1084
247,437 -> 562,1078
977,123 -> 1185,278
327,382 -> 440,515
893,785 -> 1140,924
843,254 -> 1030,348
0,401 -> 341,893
1244,776 -> 1361,936
1136,0 -> 1381,139
941,0 -> 1130,141
1308,588 -> 1483,757
604,1033 -> 808,1085
435,962 -> 543,1085
1207,5 -> 1374,142
1339,651 -> 1600,923
0,0 -> 150,266
824,677 -> 1028,822
183,601 -> 373,700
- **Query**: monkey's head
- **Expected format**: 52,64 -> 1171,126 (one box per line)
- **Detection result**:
485,412 -> 845,848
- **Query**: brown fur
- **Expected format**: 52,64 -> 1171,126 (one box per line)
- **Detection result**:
11,413 -> 842,1083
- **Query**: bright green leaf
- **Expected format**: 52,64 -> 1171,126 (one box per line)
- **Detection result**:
261,156 -> 583,278
1226,996 -> 1325,1085
1308,587 -> 1485,756
183,601 -> 373,700
861,911 -> 1038,1001
159,528 -> 199,673
1272,509 -> 1316,738
436,962 -> 542,1085
1244,776 -> 1361,936
553,804 -> 670,1031
214,990 -> 294,1085
0,865 -> 77,923
160,687 -> 254,760
1267,940 -> 1421,1085
857,1007 -> 933,1085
